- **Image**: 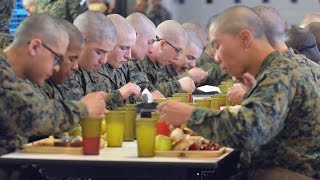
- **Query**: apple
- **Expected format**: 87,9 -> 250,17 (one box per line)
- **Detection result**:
156,121 -> 171,136
155,134 -> 172,151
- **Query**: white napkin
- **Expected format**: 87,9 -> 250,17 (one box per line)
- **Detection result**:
142,88 -> 153,103
197,85 -> 221,93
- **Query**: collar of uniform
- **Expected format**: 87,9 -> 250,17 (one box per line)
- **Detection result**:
282,48 -> 295,59
256,51 -> 281,79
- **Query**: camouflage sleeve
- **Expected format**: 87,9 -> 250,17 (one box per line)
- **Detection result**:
58,71 -> 85,101
155,80 -> 181,97
203,63 -> 230,86
67,0 -> 83,22
0,74 -> 88,137
187,70 -> 294,152
0,0 -> 15,33
0,34 -> 14,49
106,90 -> 124,110
128,60 -> 156,92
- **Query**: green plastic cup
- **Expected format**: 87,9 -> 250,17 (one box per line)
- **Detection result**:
105,111 -> 125,147
117,106 -> 137,141
81,117 -> 102,155
136,117 -> 157,157
194,98 -> 211,108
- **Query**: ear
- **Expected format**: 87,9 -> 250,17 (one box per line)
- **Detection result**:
158,40 -> 166,50
27,38 -> 42,57
238,29 -> 253,50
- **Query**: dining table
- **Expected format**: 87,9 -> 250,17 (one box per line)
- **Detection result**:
0,140 -> 239,180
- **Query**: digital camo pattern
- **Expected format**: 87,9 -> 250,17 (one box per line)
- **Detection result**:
36,0 -> 84,22
0,0 -> 15,49
127,59 -> 156,92
141,56 -> 181,97
0,52 -> 88,155
187,51 -> 320,178
147,4 -> 171,26
58,67 -> 123,110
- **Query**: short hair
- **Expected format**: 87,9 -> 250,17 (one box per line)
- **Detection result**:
185,29 -> 203,50
206,14 -> 219,30
23,0 -> 35,7
107,14 -> 136,40
212,6 -> 265,39
13,13 -> 68,47
156,20 -> 187,45
74,11 -> 117,44
252,5 -> 285,47
299,12 -> 320,28
56,18 -> 84,48
182,22 -> 207,46
305,22 -> 320,49
285,26 -> 320,63
126,12 -> 156,36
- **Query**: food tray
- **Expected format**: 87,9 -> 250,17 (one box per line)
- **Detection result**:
155,147 -> 226,158
22,138 -> 106,155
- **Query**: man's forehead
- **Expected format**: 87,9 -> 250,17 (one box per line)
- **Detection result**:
118,34 -> 136,47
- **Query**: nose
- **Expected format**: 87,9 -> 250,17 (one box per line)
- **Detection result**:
99,55 -> 108,64
214,52 -> 221,64
72,62 -> 79,71
53,64 -> 60,72
189,61 -> 196,69
124,49 -> 132,60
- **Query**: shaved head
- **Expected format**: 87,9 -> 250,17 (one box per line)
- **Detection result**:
182,22 -> 207,46
127,12 -> 156,60
127,12 -> 156,36
107,14 -> 136,68
74,11 -> 117,44
156,20 -> 188,49
306,22 -> 320,50
211,6 -> 264,39
58,18 -> 84,49
107,14 -> 136,44
185,29 -> 203,51
13,13 -> 68,47
300,12 -> 320,28
252,5 -> 285,47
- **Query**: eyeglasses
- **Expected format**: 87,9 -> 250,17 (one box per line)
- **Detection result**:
293,43 -> 317,53
156,36 -> 182,56
148,38 -> 156,45
42,43 -> 64,65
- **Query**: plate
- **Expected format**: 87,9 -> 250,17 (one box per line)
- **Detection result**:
155,147 -> 226,158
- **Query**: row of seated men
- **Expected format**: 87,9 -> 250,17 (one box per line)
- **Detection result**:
2,4 -> 320,180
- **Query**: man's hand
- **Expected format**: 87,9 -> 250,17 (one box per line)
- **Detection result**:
233,72 -> 256,91
157,101 -> 194,126
227,86 -> 246,105
178,77 -> 196,92
81,91 -> 107,118
119,82 -> 141,99
151,90 -> 165,99
188,67 -> 208,83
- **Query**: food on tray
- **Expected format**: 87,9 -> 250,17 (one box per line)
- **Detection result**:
155,134 -> 172,151
169,128 -> 184,144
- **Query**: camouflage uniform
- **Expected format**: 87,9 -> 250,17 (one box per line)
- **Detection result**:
196,51 -> 213,71
0,52 -> 88,155
147,4 -> 171,26
58,67 -> 123,110
141,56 -> 181,97
36,0 -> 85,22
0,0 -> 15,49
187,51 -> 320,178
127,59 -> 156,92
283,48 -> 320,83
36,80 -> 64,100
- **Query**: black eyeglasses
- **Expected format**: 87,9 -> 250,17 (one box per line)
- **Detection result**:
148,38 -> 156,45
293,43 -> 317,53
42,43 -> 64,65
156,36 -> 182,56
